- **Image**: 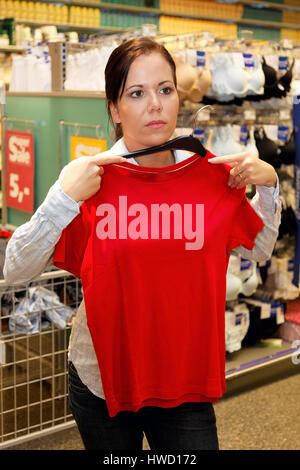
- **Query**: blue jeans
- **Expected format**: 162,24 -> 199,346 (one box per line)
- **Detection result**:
68,362 -> 219,451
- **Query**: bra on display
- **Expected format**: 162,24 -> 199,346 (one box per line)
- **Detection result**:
204,55 -> 294,104
278,206 -> 297,239
254,127 -> 281,169
209,53 -> 265,102
211,125 -> 244,156
245,127 -> 259,158
226,255 -> 259,301
210,125 -> 259,158
260,57 -> 295,100
176,61 -> 198,101
187,67 -> 212,103
278,130 -> 295,165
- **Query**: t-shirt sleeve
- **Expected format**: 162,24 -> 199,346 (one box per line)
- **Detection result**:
53,206 -> 90,278
227,194 -> 265,253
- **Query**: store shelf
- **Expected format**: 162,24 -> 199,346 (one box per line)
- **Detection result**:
7,91 -> 106,98
12,0 -> 300,14
2,1 -> 300,34
0,17 -> 126,34
237,17 -> 300,31
0,45 -> 25,53
72,0 -> 159,14
158,10 -> 300,31
225,341 -> 300,397
3,16 -> 300,36
240,0 -> 300,14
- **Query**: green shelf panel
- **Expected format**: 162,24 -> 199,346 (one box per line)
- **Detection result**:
243,6 -> 283,23
238,24 -> 281,41
100,10 -> 159,28
100,0 -> 159,7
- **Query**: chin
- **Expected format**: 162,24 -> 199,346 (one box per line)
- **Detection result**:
143,130 -> 173,147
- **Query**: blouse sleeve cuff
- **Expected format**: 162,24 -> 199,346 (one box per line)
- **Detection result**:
256,173 -> 279,200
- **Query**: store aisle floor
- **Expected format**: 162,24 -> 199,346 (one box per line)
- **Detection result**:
5,373 -> 300,451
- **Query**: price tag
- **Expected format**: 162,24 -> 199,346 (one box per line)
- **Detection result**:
193,128 -> 205,143
198,109 -> 210,121
278,126 -> 289,141
6,130 -> 35,213
276,305 -> 285,325
260,302 -> 271,320
244,109 -> 256,121
240,126 -> 248,144
196,51 -> 206,67
279,108 -> 290,120
243,53 -> 254,68
278,56 -> 288,71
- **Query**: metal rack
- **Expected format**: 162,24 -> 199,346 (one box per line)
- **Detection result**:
0,269 -> 82,448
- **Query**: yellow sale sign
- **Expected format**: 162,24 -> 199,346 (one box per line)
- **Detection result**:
70,136 -> 107,160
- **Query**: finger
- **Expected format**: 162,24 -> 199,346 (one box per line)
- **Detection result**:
92,154 -> 127,165
235,174 -> 247,188
228,173 -> 246,188
230,165 -> 244,178
236,181 -> 246,190
98,166 -> 104,175
207,153 -> 246,165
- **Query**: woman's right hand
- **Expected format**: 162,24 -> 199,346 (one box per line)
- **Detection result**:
60,154 -> 127,202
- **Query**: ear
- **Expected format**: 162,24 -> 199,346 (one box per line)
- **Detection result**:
109,101 -> 121,124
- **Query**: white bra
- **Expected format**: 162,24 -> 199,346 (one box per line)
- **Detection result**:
246,55 -> 265,95
226,255 -> 259,301
211,125 -> 244,156
245,127 -> 259,158
209,53 -> 265,101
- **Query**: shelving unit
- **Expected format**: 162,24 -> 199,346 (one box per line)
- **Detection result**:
225,341 -> 299,397
1,18 -> 126,34
0,45 -> 25,53
240,0 -> 300,13
0,1 -> 299,36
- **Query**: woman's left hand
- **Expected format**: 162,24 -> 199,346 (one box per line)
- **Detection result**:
207,152 -> 277,189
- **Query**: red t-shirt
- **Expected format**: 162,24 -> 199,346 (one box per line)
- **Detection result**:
53,150 -> 264,417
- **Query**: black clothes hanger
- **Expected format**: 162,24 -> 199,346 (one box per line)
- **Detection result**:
119,134 -> 207,159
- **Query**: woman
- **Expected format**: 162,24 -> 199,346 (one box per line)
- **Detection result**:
4,37 -> 281,451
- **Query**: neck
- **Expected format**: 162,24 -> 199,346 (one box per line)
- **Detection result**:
134,150 -> 175,167
122,136 -> 176,168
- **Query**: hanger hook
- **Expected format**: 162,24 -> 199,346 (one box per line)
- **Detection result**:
193,105 -> 214,133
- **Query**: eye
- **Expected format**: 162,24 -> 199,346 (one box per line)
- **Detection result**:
130,90 -> 144,98
160,86 -> 174,95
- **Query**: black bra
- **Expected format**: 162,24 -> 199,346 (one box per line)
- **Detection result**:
262,57 -> 294,99
278,206 -> 296,240
254,128 -> 281,169
278,130 -> 295,165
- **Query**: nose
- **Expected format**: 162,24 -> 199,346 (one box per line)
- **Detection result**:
147,90 -> 162,113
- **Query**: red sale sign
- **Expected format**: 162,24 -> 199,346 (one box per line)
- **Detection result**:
5,130 -> 35,213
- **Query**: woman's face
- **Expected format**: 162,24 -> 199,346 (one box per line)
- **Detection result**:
109,52 -> 179,150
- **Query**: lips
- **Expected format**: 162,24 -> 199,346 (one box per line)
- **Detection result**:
146,120 -> 166,129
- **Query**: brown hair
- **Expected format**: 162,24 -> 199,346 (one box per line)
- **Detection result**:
105,37 -> 177,141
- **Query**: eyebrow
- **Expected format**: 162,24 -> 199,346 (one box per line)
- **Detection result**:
125,80 -> 174,91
